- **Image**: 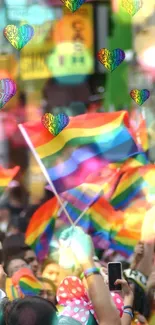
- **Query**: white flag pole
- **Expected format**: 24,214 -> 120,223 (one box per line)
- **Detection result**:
74,206 -> 90,226
18,124 -> 74,226
73,190 -> 103,226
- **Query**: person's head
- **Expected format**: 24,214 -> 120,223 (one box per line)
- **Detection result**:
38,277 -> 56,305
23,247 -> 39,277
2,234 -> 27,263
1,296 -> 58,325
5,258 -> 28,277
42,259 -> 61,288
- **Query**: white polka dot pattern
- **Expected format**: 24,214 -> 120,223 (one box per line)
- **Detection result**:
110,292 -> 124,317
57,276 -> 98,324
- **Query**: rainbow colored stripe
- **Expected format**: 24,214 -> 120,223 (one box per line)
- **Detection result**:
110,165 -> 155,210
25,197 -> 59,260
20,111 -> 140,193
5,278 -> 20,300
88,196 -> 123,248
19,276 -> 42,296
60,202 -> 91,232
109,199 -> 151,256
61,184 -> 101,211
0,166 -> 20,195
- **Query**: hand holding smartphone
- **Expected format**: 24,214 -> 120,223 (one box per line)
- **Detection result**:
108,262 -> 122,291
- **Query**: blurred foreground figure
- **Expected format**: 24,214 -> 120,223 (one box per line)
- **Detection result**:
0,296 -> 58,325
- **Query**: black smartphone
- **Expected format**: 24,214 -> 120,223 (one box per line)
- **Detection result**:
108,262 -> 122,291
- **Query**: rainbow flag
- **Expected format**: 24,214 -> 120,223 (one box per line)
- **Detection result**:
6,278 -> 20,300
88,196 -> 124,249
12,268 -> 42,296
0,165 -> 20,195
25,197 -> 59,261
110,165 -> 155,210
19,275 -> 42,296
19,111 -> 140,193
61,184 -> 102,211
60,202 -> 91,232
109,198 -> 152,256
120,153 -> 148,172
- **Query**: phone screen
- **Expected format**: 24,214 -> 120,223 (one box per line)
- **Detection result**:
108,262 -> 122,291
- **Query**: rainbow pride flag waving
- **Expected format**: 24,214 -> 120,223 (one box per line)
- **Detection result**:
19,111 -> 140,193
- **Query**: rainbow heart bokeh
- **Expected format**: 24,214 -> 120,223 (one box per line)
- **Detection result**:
4,24 -> 34,50
97,48 -> 125,72
61,0 -> 86,12
42,113 -> 69,136
0,79 -> 17,109
130,89 -> 150,106
121,0 -> 143,17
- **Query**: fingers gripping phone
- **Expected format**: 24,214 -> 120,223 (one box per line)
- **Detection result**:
108,262 -> 122,291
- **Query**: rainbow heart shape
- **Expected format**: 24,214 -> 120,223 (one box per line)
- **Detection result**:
42,113 -> 69,136
97,48 -> 125,72
121,0 -> 143,16
130,89 -> 150,106
60,0 -> 86,12
0,79 -> 17,109
4,24 -> 34,50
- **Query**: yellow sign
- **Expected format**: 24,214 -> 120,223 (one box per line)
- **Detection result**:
20,48 -> 51,80
19,4 -> 94,80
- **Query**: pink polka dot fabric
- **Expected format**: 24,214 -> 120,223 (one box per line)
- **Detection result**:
57,276 -> 88,304
110,292 -> 124,317
57,276 -> 97,324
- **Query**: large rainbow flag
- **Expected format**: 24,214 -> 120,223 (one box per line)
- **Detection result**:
0,165 -> 20,195
25,197 -> 59,261
19,111 -> 140,193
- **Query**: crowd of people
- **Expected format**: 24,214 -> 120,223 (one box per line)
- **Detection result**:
0,182 -> 154,325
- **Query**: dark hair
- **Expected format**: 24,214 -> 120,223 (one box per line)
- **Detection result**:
132,283 -> 151,318
20,245 -> 33,253
2,234 -> 27,270
2,296 -> 58,325
121,261 -> 130,271
42,258 -> 56,273
38,278 -> 56,293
